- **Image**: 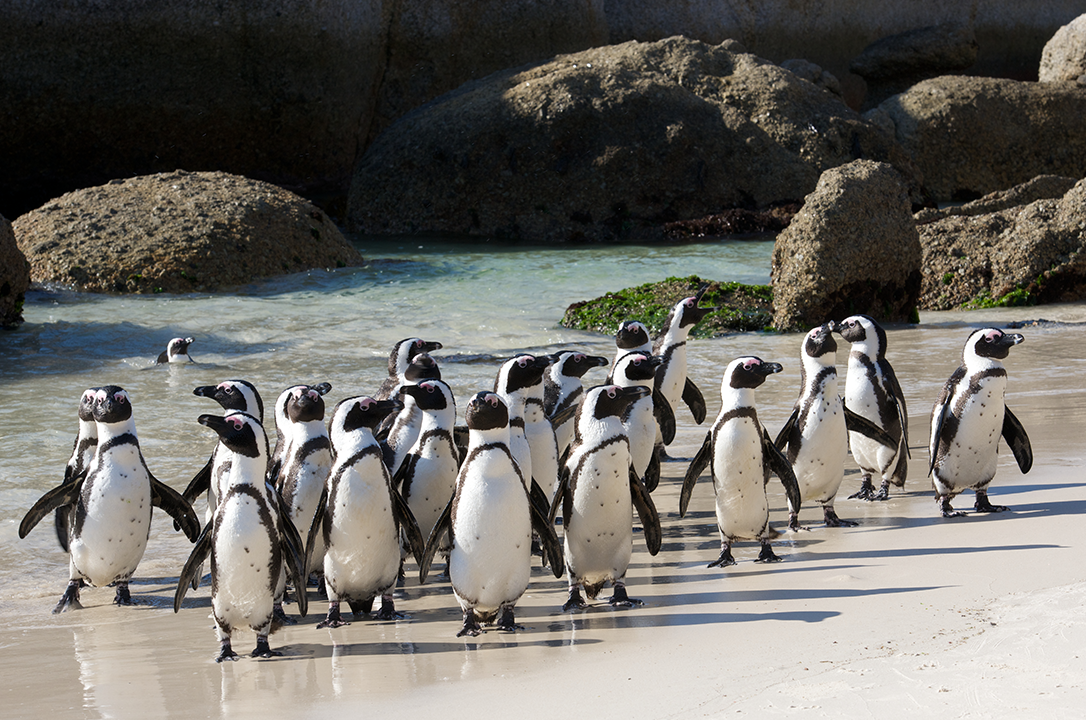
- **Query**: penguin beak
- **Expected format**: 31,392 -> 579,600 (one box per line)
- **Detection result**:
756,362 -> 784,377
824,320 -> 836,333
618,385 -> 652,402
193,385 -> 216,398
312,382 -> 332,396
198,414 -> 232,438
1004,333 -> 1024,347
421,340 -> 443,354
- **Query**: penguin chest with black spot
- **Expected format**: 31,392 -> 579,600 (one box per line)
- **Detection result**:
324,459 -> 400,601
793,393 -> 848,503
211,490 -> 279,632
711,417 -> 769,541
939,377 -> 1006,489
403,440 -> 459,543
565,440 -> 634,584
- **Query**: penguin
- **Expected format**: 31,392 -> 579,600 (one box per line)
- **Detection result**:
680,358 -> 801,568
613,319 -> 653,369
774,324 -> 898,529
20,386 -> 199,612
307,396 -> 425,627
608,351 -> 665,492
374,337 -> 443,400
609,321 -> 677,448
494,354 -> 553,515
653,290 -> 715,446
380,351 -> 442,472
174,412 -> 308,661
836,315 -> 910,501
418,392 -> 562,637
553,384 -> 661,610
392,380 -> 460,568
928,328 -> 1033,517
53,387 -> 101,552
156,336 -> 195,364
543,351 -> 609,459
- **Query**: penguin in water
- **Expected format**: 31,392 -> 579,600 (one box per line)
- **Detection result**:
543,351 -> 609,459
837,315 -> 910,501
775,324 -> 898,529
380,351 -> 442,472
418,392 -> 563,637
681,358 -> 801,568
929,328 -> 1033,517
174,412 -> 308,661
653,290 -> 715,450
608,351 -> 665,492
156,336 -> 195,364
306,396 -> 425,626
374,337 -> 443,400
553,384 -> 661,610
393,379 -> 460,572
53,387 -> 101,552
21,386 -> 199,612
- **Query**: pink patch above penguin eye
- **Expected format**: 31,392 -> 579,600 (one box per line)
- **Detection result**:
229,417 -> 244,430
684,299 -> 695,307
574,354 -> 585,361
424,383 -> 436,393
115,392 -> 127,403
307,390 -> 319,400
985,330 -> 1001,342
606,388 -> 618,398
744,360 -> 758,371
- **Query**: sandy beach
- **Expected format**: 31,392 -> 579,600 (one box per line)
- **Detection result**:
2,305 -> 1084,719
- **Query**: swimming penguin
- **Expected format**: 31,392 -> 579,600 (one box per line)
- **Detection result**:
418,392 -> 562,637
836,315 -> 910,501
494,354 -> 553,515
393,380 -> 460,568
53,388 -> 101,552
929,328 -> 1033,517
553,384 -> 661,610
775,324 -> 897,529
374,337 -> 443,400
380,352 -> 442,472
653,290 -> 715,445
307,396 -> 425,627
20,386 -> 199,612
174,412 -> 308,661
681,358 -> 800,568
543,351 -> 609,459
608,351 -> 665,492
156,336 -> 195,364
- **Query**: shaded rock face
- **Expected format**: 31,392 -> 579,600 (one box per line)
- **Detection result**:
770,160 -> 921,332
915,175 -> 1078,224
919,179 -> 1086,310
1039,14 -> 1086,82
14,171 -> 363,294
348,37 -> 917,243
877,76 -> 1086,202
0,215 -> 30,329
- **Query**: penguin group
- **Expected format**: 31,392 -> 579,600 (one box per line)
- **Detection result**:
19,306 -> 1034,660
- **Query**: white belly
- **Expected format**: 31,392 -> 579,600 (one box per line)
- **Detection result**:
712,419 -> 769,541
212,490 -> 278,632
792,393 -> 848,505
933,382 -> 1005,492
403,442 -> 459,545
564,444 -> 634,585
624,398 -> 656,478
845,370 -> 901,478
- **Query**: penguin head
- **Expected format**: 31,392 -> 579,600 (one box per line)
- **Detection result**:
198,412 -> 266,459
283,385 -> 328,423
587,384 -> 652,421
495,354 -> 550,396
167,336 -> 194,361
391,338 -> 443,377
966,328 -> 1023,362
615,320 -> 651,352
194,379 -> 264,422
404,353 -> 441,383
803,323 -> 838,361
614,351 -> 661,383
92,386 -> 133,424
835,315 -> 886,358
552,351 -> 609,379
77,387 -> 101,422
465,391 -> 509,431
400,379 -> 455,412
725,357 -> 783,390
331,396 -> 402,435
671,291 -> 717,331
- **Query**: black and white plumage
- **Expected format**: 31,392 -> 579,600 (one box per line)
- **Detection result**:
775,324 -> 897,529
553,384 -> 661,610
612,320 -> 652,369
174,412 -> 308,662
608,351 -> 665,492
374,337 -> 443,400
928,328 -> 1032,517
308,396 -> 424,627
380,351 -> 442,473
20,386 -> 199,612
681,358 -> 800,568
543,351 -> 608,459
837,315 -> 911,501
156,336 -> 195,364
53,387 -> 100,552
653,291 -> 715,441
419,392 -> 562,637
494,354 -> 553,513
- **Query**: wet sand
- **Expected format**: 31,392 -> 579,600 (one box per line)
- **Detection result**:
2,308 -> 1084,719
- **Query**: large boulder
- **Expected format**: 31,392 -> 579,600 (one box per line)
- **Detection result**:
348,37 -> 918,243
14,171 -> 363,294
915,175 -> 1078,224
770,160 -> 921,332
875,76 -> 1086,202
0,215 -> 30,329
918,179 -> 1086,310
1039,14 -> 1086,82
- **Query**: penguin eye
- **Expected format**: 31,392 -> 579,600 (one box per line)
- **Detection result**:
574,353 -> 585,361
415,340 -> 423,348
684,299 -> 695,308
631,357 -> 642,366
359,399 -> 372,410
229,417 -> 244,430
517,357 -> 529,368
114,392 -> 127,404
743,360 -> 758,371
606,387 -> 618,398
487,395 -> 499,407
307,390 -> 319,400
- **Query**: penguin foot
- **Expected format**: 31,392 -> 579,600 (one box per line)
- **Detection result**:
216,642 -> 239,663
456,610 -> 482,637
112,583 -> 132,606
754,542 -> 782,563
53,580 -> 84,614
787,514 -> 810,532
562,587 -> 588,611
374,598 -> 404,621
316,603 -> 349,629
823,507 -> 858,528
496,606 -> 523,632
975,493 -> 1009,513
707,547 -> 737,568
848,477 -> 876,501
608,585 -> 643,608
937,496 -> 966,518
252,638 -> 282,659
870,481 -> 891,502
273,604 -> 298,626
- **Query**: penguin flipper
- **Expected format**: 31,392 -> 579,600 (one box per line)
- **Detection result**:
174,522 -> 213,612
682,378 -> 708,424
266,458 -> 283,491
529,479 -> 551,522
653,388 -> 677,445
182,457 -> 213,506
927,369 -> 960,475
390,486 -> 426,567
151,477 -> 201,542
774,408 -> 799,451
762,428 -> 802,514
1002,406 -> 1033,474
303,487 -> 328,583
418,498 -> 453,584
273,486 -> 308,617
644,447 -> 661,493
549,402 -> 579,432
529,500 -> 564,578
548,463 -> 570,525
844,407 -> 897,450
54,506 -> 72,553
629,469 -> 662,556
880,359 -> 910,454
156,350 -> 169,364
679,432 -> 712,518
19,477 -> 85,540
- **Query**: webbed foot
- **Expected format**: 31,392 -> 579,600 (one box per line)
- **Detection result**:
112,583 -> 132,606
456,610 -> 482,637
608,584 -> 643,607
848,477 -> 876,501
788,513 -> 810,532
374,597 -> 404,621
707,546 -> 737,568
316,603 -> 349,629
975,492 -> 1009,513
273,603 -> 297,626
53,580 -> 83,614
755,542 -> 782,563
823,506 -> 858,528
216,641 -> 239,663
497,606 -> 523,631
562,587 -> 588,611
938,495 -> 966,518
870,481 -> 891,502
252,638 -> 282,659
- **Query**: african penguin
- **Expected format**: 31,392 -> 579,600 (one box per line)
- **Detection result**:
556,384 -> 661,610
374,337 -> 443,400
608,351 -> 665,492
681,358 -> 800,568
612,319 -> 653,369
20,386 -> 199,612
653,291 -> 715,445
837,315 -> 910,501
543,351 -> 609,460
380,351 -> 442,474
494,354 -> 553,511
929,328 -> 1032,517
417,392 -> 562,636
53,387 -> 101,553
156,336 -> 195,364
174,412 -> 307,661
